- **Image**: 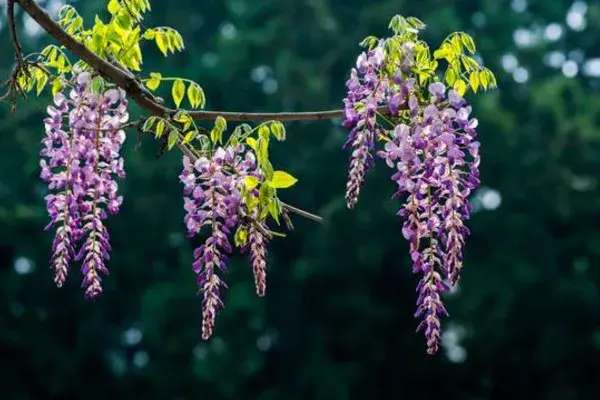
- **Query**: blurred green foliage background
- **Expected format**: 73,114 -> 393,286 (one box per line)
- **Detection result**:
2,0 -> 600,398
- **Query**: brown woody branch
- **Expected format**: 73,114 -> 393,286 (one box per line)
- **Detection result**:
7,0 -> 24,63
9,0 -> 324,222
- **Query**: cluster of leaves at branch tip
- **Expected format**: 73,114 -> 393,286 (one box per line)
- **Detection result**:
6,0 -> 497,355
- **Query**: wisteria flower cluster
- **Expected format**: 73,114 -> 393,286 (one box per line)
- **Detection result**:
180,144 -> 274,339
342,17 -> 495,354
41,71 -> 128,300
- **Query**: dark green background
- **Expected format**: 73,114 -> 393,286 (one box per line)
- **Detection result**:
2,0 -> 600,399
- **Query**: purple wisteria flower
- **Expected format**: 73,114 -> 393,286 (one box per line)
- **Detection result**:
248,222 -> 268,297
41,92 -> 80,287
41,72 -> 128,299
180,145 -> 259,339
378,82 -> 481,354
342,44 -> 389,208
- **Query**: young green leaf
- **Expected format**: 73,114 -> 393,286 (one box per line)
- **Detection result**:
454,79 -> 467,96
460,33 -> 476,54
167,129 -> 179,150
469,72 -> 480,93
244,176 -> 260,190
270,121 -> 286,141
172,79 -> 185,108
36,72 -> 48,96
234,226 -> 248,247
155,32 -> 168,56
479,70 -> 489,90
181,130 -> 197,145
187,82 -> 205,108
214,116 -> 227,132
210,128 -> 222,144
246,137 -> 258,150
107,0 -> 120,15
258,125 -> 270,140
270,171 -> 298,189
445,68 -> 457,86
145,78 -> 160,90
155,119 -> 165,138
51,78 -> 63,96
268,200 -> 280,225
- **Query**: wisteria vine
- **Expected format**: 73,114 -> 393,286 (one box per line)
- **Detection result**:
2,0 -> 496,355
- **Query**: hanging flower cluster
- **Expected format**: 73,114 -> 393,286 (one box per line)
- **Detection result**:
180,144 -> 274,339
41,71 -> 128,300
342,17 -> 494,354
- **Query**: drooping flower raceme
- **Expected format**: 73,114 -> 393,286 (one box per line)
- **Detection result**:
180,145 -> 265,339
41,72 -> 128,299
343,34 -> 484,354
41,91 -> 81,288
342,44 -> 388,208
247,219 -> 269,297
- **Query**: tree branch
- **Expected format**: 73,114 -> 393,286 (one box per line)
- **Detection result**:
11,0 -> 330,222
12,0 -> 367,123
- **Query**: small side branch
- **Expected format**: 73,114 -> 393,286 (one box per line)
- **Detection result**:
280,202 -> 323,223
7,0 -> 24,63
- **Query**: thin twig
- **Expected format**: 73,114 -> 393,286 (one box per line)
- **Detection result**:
7,0 -> 24,63
279,201 -> 323,223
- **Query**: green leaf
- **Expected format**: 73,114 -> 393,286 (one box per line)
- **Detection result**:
246,137 -> 258,150
142,117 -> 156,132
479,70 -> 489,90
469,72 -> 480,93
155,119 -> 165,137
268,199 -> 280,225
270,121 -> 286,141
486,68 -> 498,88
90,76 -> 105,94
145,78 -> 160,91
143,29 -> 156,39
258,125 -> 270,140
359,35 -> 379,49
115,10 -> 133,29
181,131 -> 196,144
171,79 -> 185,108
244,176 -> 260,190
36,72 -> 48,96
388,14 -> 408,35
454,79 -> 467,96
406,17 -> 426,30
460,33 -> 476,54
155,33 -> 168,56
187,82 -> 204,108
51,79 -> 63,96
210,128 -> 222,144
270,171 -> 298,189
445,68 -> 457,86
198,135 -> 211,151
167,129 -> 179,150
433,46 -> 450,60
214,116 -> 227,132
234,226 -> 248,247
107,0 -> 120,15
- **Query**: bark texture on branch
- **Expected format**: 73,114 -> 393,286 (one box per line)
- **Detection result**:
14,0 -> 371,123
